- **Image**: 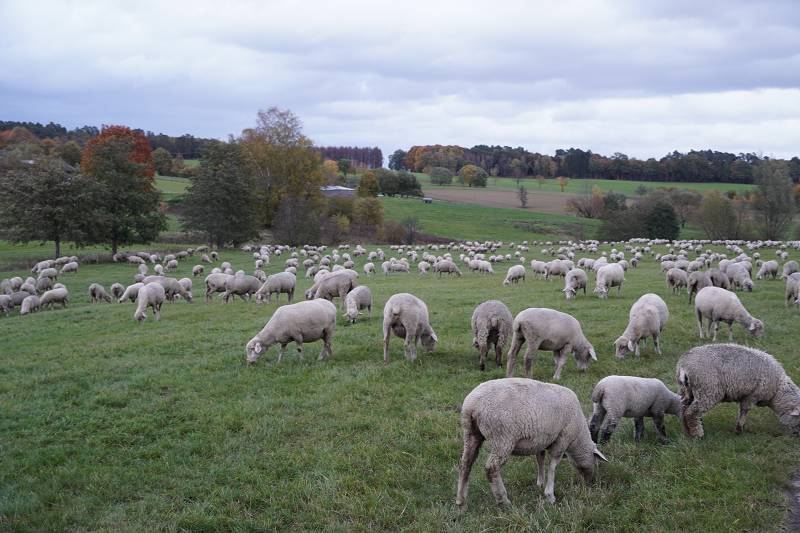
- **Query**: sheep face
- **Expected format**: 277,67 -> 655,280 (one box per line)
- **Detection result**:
421,330 -> 438,353
613,336 -> 633,359
574,344 -> 597,371
246,338 -> 269,364
748,319 -> 764,337
571,448 -> 609,483
563,287 -> 576,300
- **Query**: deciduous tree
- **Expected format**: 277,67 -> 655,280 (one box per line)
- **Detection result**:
752,160 -> 795,239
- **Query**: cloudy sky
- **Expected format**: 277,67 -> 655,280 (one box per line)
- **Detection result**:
1,0 -> 799,160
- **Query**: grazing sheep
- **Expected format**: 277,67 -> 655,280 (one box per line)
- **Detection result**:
312,270 -> 359,309
37,268 -> 58,281
192,265 -> 204,277
417,261 -> 430,274
0,295 -> 13,315
455,378 -> 608,507
782,260 -> 799,280
687,271 -> 712,304
88,283 -> 112,303
255,272 -> 296,303
118,283 -> 143,303
530,260 -> 547,279
201,254 -> 213,264
343,285 -> 373,324
382,293 -> 438,363
502,265 -> 525,285
143,276 -> 193,302
363,262 -> 375,275
133,283 -> 165,323
204,273 -> 233,302
785,272 -> 800,307
506,308 -> 596,380
694,286 -> 763,341
20,295 -> 40,315
728,264 -> 754,292
109,283 -> 124,299
245,299 -> 337,363
544,259 -> 569,280
178,278 -> 192,294
614,293 -> 669,358
588,376 -> 681,444
221,274 -> 260,303
594,263 -> 624,298
471,300 -> 513,370
708,268 -> 731,290
562,268 -> 588,300
677,343 -> 800,437
665,268 -> 688,294
138,263 -> 149,275
434,259 -> 462,277
756,260 -> 779,280
40,287 -> 69,309
165,259 -> 179,271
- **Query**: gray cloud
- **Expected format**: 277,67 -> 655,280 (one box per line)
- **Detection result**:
1,0 -> 799,159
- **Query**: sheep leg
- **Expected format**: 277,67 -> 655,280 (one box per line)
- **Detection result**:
154,303 -> 161,321
727,321 -> 734,342
535,451 -> 546,487
599,415 -> 619,443
277,343 -> 288,363
634,417 -> 645,441
653,414 -> 669,444
589,404 -> 606,443
696,309 -> 704,339
478,343 -> 488,371
711,320 -> 720,342
319,328 -> 333,361
735,399 -> 755,434
455,429 -> 484,508
681,399 -> 713,438
494,342 -> 503,368
524,341 -> 541,379
505,331 -> 524,378
485,444 -> 512,506
544,443 -> 567,504
653,333 -> 662,355
383,323 -> 391,364
634,339 -> 641,357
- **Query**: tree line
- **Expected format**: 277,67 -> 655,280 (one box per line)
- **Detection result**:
391,145 -> 800,184
316,146 -> 383,169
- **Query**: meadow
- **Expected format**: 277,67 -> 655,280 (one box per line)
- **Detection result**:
1,241 -> 799,530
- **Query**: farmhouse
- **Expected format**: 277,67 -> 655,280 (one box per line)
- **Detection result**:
320,185 -> 355,198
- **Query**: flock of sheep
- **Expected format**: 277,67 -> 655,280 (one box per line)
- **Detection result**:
3,237 -> 800,507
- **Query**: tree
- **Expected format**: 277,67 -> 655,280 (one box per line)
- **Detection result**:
80,125 -> 164,254
458,164 -> 487,187
337,159 -> 353,178
152,147 -> 174,176
510,158 -> 525,184
752,160 -> 795,239
272,195 -> 320,245
321,159 -> 341,184
388,149 -> 407,170
536,175 -> 545,188
181,143 -> 259,247
402,217 -> 420,244
694,191 -> 743,239
643,201 -> 680,240
0,157 -> 104,257
357,171 -> 380,197
57,141 -> 82,166
518,185 -> 528,208
352,196 -> 384,235
635,185 -> 649,196
557,176 -> 569,192
429,166 -> 454,185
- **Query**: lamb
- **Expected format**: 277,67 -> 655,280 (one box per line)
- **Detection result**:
588,376 -> 681,444
245,299 -> 337,363
677,343 -> 800,437
756,260 -> 779,280
562,268 -> 588,300
192,265 -> 204,277
470,300 -> 513,370
0,295 -> 12,315
382,293 -> 438,363
133,282 -> 165,323
708,268 -> 731,289
204,273 -> 233,302
221,274 -> 260,303
502,265 -> 525,285
665,268 -> 688,294
88,283 -> 112,303
613,293 -> 669,358
118,283 -> 143,303
255,272 -> 296,303
40,287 -> 69,309
506,308 -> 596,380
343,285 -> 373,324
312,269 -> 358,309
594,263 -> 624,298
455,378 -> 608,506
20,295 -> 41,315
694,286 -> 764,341
434,259 -> 461,277
687,271 -> 712,304
782,260 -> 799,280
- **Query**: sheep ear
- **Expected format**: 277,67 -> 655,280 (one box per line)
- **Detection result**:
589,347 -> 597,361
627,340 -> 635,352
431,332 -> 439,342
253,342 -> 263,354
593,448 -> 609,462
791,408 -> 800,416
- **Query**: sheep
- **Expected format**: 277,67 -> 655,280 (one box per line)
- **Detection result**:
165,259 -> 179,272
245,299 -> 337,363
118,283 -> 143,303
502,265 -> 525,285
728,264 -> 754,292
178,278 -> 192,294
138,263 -> 148,275
687,271 -> 712,304
782,260 -> 799,280
613,293 -> 669,358
40,287 -> 69,309
0,295 -> 12,315
143,276 -> 193,302
88,283 -> 112,303
20,281 -> 36,295
544,259 -> 569,280
191,264 -> 204,277
455,378 -> 608,507
363,262 -> 375,275
476,260 -> 494,275
530,260 -> 547,279
417,261 -> 430,274
153,264 -> 164,276
594,263 -> 624,298
677,343 -> 800,437
127,255 -> 145,265
255,272 -> 296,303
470,300 -> 513,371
109,283 -> 124,299
434,259 -> 461,277
204,273 -> 233,302
37,268 -> 58,280
588,376 -> 681,444
201,254 -> 213,264
343,285 -> 373,324
665,268 -> 688,294
20,295 -> 41,315
221,274 -> 260,303
31,260 -> 54,273
708,268 -> 731,290
312,270 -> 358,309
382,293 -> 438,363
506,308 -> 596,380
133,282 -> 165,323
210,251 -> 219,261
694,286 -> 764,341
785,272 -> 800,307
562,268 -> 587,300
756,260 -> 779,280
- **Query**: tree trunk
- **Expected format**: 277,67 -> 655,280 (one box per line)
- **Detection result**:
54,236 -> 61,259
112,238 -> 118,256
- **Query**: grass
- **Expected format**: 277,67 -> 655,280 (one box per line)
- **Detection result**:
1,241 -> 798,530
155,176 -> 190,202
415,173 -> 756,197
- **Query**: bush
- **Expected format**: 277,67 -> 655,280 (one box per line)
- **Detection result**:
429,166 -> 454,185
381,220 -> 406,244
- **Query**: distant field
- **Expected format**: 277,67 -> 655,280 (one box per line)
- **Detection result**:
155,176 -> 190,202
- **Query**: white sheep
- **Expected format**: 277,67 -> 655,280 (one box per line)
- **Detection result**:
245,299 -> 337,363
756,260 -> 779,280
204,273 -> 233,302
687,271 -> 712,304
343,285 -> 372,324
59,261 -> 78,274
785,272 -> 800,307
88,283 -> 112,303
20,295 -> 41,315
677,343 -> 800,437
363,262 -> 375,275
456,378 -> 608,506
502,265 -> 525,285
506,308 -> 596,380
665,268 -> 688,294
694,286 -> 763,341
470,300 -> 513,370
110,283 -> 125,299
40,287 -> 69,309
382,293 -> 438,363
588,375 -> 681,444
562,268 -> 587,300
255,272 -> 296,303
118,282 -> 143,303
433,259 -> 461,277
133,282 -> 165,323
594,263 -> 624,298
613,293 -> 669,358
0,294 -> 13,315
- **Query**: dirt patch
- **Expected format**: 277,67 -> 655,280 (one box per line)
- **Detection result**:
423,187 -> 573,214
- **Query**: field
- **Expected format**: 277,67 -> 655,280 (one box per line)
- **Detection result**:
1,242 -> 799,530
